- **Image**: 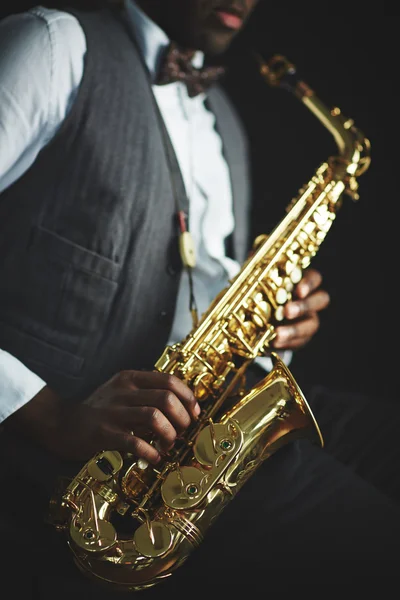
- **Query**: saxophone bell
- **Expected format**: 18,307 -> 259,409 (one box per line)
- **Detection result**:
221,352 -> 324,458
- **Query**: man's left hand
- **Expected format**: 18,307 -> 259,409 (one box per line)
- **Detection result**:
272,268 -> 330,350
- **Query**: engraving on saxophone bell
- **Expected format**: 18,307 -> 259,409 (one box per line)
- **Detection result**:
49,53 -> 371,591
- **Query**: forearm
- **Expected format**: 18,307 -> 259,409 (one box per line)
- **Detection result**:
3,384 -> 64,451
0,350 -> 66,458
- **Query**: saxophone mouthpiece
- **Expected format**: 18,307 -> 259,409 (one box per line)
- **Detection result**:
254,52 -> 314,98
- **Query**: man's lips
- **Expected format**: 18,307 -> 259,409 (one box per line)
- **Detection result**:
214,10 -> 244,30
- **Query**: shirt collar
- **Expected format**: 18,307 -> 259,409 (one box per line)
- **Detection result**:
125,0 -> 205,81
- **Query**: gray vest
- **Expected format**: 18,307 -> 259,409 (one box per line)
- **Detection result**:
0,6 -> 251,402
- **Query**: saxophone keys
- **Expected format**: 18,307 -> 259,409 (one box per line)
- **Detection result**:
252,233 -> 268,250
284,277 -> 294,292
87,450 -> 123,482
285,260 -> 294,274
275,288 -> 288,305
319,219 -> 333,233
259,300 -> 271,315
275,306 -> 285,321
243,320 -> 257,335
162,466 -> 204,509
193,371 -> 217,400
314,207 -> 329,226
252,300 -> 271,328
290,266 -> 302,284
134,521 -> 173,558
270,267 -> 283,286
286,250 -> 300,264
70,518 -> 117,553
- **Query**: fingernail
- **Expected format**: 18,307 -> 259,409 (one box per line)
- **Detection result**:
194,403 -> 201,416
274,327 -> 292,346
273,333 -> 285,348
287,303 -> 300,318
298,284 -> 309,298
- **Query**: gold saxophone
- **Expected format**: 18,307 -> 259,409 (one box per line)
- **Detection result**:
49,55 -> 371,591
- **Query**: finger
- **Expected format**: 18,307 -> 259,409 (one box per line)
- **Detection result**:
112,405 -> 178,452
273,334 -> 313,350
284,290 -> 330,319
295,269 -> 323,298
117,371 -> 200,419
107,428 -> 162,465
273,314 -> 320,348
117,389 -> 194,434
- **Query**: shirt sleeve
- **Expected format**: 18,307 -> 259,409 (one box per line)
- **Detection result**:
254,349 -> 293,373
0,6 -> 86,192
0,7 -> 86,423
0,350 -> 46,423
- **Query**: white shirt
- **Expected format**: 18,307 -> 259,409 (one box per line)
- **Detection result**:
0,1 -> 290,422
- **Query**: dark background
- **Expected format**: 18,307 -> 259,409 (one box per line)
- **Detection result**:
0,4 -> 393,398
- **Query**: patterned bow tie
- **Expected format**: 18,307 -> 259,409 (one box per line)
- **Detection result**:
155,42 -> 225,98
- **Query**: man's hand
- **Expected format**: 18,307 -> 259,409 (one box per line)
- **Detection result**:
4,371 -> 200,465
272,268 -> 330,350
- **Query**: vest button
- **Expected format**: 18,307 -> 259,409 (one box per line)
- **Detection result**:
159,310 -> 168,322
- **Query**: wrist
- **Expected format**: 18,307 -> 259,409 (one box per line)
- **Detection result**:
4,385 -> 65,450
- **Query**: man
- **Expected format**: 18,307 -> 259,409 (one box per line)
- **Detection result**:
0,2 -> 399,598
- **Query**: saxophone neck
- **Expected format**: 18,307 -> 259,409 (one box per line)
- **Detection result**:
255,53 -> 371,198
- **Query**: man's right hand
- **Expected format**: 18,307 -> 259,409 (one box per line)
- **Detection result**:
4,371 -> 201,465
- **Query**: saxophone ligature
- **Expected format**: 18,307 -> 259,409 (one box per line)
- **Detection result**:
49,54 -> 371,590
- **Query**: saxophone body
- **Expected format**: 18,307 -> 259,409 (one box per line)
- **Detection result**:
50,55 -> 371,590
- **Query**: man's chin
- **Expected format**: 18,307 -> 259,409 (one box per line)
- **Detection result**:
200,31 -> 237,56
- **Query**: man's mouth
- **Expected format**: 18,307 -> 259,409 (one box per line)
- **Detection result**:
213,4 -> 246,31
214,10 -> 243,30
